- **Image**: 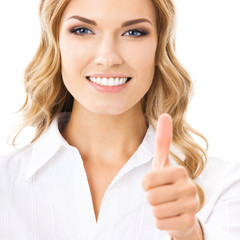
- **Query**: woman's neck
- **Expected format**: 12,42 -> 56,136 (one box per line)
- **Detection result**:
61,101 -> 148,167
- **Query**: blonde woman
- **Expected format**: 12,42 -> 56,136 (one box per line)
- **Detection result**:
0,0 -> 239,239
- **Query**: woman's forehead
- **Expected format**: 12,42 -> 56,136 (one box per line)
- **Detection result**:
62,0 -> 157,23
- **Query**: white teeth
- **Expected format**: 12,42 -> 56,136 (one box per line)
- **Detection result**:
115,78 -> 120,85
97,77 -> 101,84
108,78 -> 114,86
102,77 -> 108,86
88,77 -> 129,86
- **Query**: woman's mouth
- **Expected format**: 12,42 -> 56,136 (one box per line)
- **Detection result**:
86,76 -> 132,93
86,76 -> 131,87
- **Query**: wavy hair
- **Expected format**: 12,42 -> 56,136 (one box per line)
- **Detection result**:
10,0 -> 208,208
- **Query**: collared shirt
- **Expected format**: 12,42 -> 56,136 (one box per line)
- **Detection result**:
0,112 -> 239,240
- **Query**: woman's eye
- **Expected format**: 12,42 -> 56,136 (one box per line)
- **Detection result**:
70,27 -> 93,35
123,29 -> 148,37
69,27 -> 148,38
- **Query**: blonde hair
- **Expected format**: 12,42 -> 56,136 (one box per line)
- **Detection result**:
11,0 -> 207,208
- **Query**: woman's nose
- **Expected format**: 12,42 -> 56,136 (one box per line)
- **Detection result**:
94,35 -> 124,67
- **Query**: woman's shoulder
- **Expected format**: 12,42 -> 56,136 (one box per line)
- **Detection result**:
196,152 -> 240,214
197,152 -> 239,189
0,143 -> 33,159
0,144 -> 34,177
198,153 -> 239,181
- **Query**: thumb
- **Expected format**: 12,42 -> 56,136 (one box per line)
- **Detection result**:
152,113 -> 173,169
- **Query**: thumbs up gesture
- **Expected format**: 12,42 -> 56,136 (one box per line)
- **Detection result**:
142,114 -> 203,240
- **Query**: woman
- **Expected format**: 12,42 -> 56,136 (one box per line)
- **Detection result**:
0,0 -> 239,239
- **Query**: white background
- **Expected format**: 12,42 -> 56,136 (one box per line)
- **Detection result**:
0,0 -> 239,162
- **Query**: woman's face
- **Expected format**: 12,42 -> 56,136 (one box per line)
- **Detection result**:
59,0 -> 158,115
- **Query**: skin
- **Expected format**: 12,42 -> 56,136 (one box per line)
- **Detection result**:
142,114 -> 204,239
59,0 -> 203,239
59,0 -> 158,166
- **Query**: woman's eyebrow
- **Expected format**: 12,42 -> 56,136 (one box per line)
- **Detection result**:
66,15 -> 153,27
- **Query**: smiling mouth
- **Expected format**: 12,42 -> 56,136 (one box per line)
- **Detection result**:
86,76 -> 132,86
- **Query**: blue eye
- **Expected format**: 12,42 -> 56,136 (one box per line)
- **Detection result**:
70,27 -> 93,35
70,27 -> 148,38
123,29 -> 148,37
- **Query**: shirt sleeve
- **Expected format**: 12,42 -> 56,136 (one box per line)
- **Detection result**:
198,160 -> 240,240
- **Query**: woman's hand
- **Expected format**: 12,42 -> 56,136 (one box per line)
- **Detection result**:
142,114 -> 204,240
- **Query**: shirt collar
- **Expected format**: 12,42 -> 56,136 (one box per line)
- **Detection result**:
24,112 -> 71,181
24,112 -> 157,182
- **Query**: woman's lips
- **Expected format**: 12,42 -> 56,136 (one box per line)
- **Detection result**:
86,76 -> 131,93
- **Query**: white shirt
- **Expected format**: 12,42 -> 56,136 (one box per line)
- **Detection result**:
0,112 -> 239,240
